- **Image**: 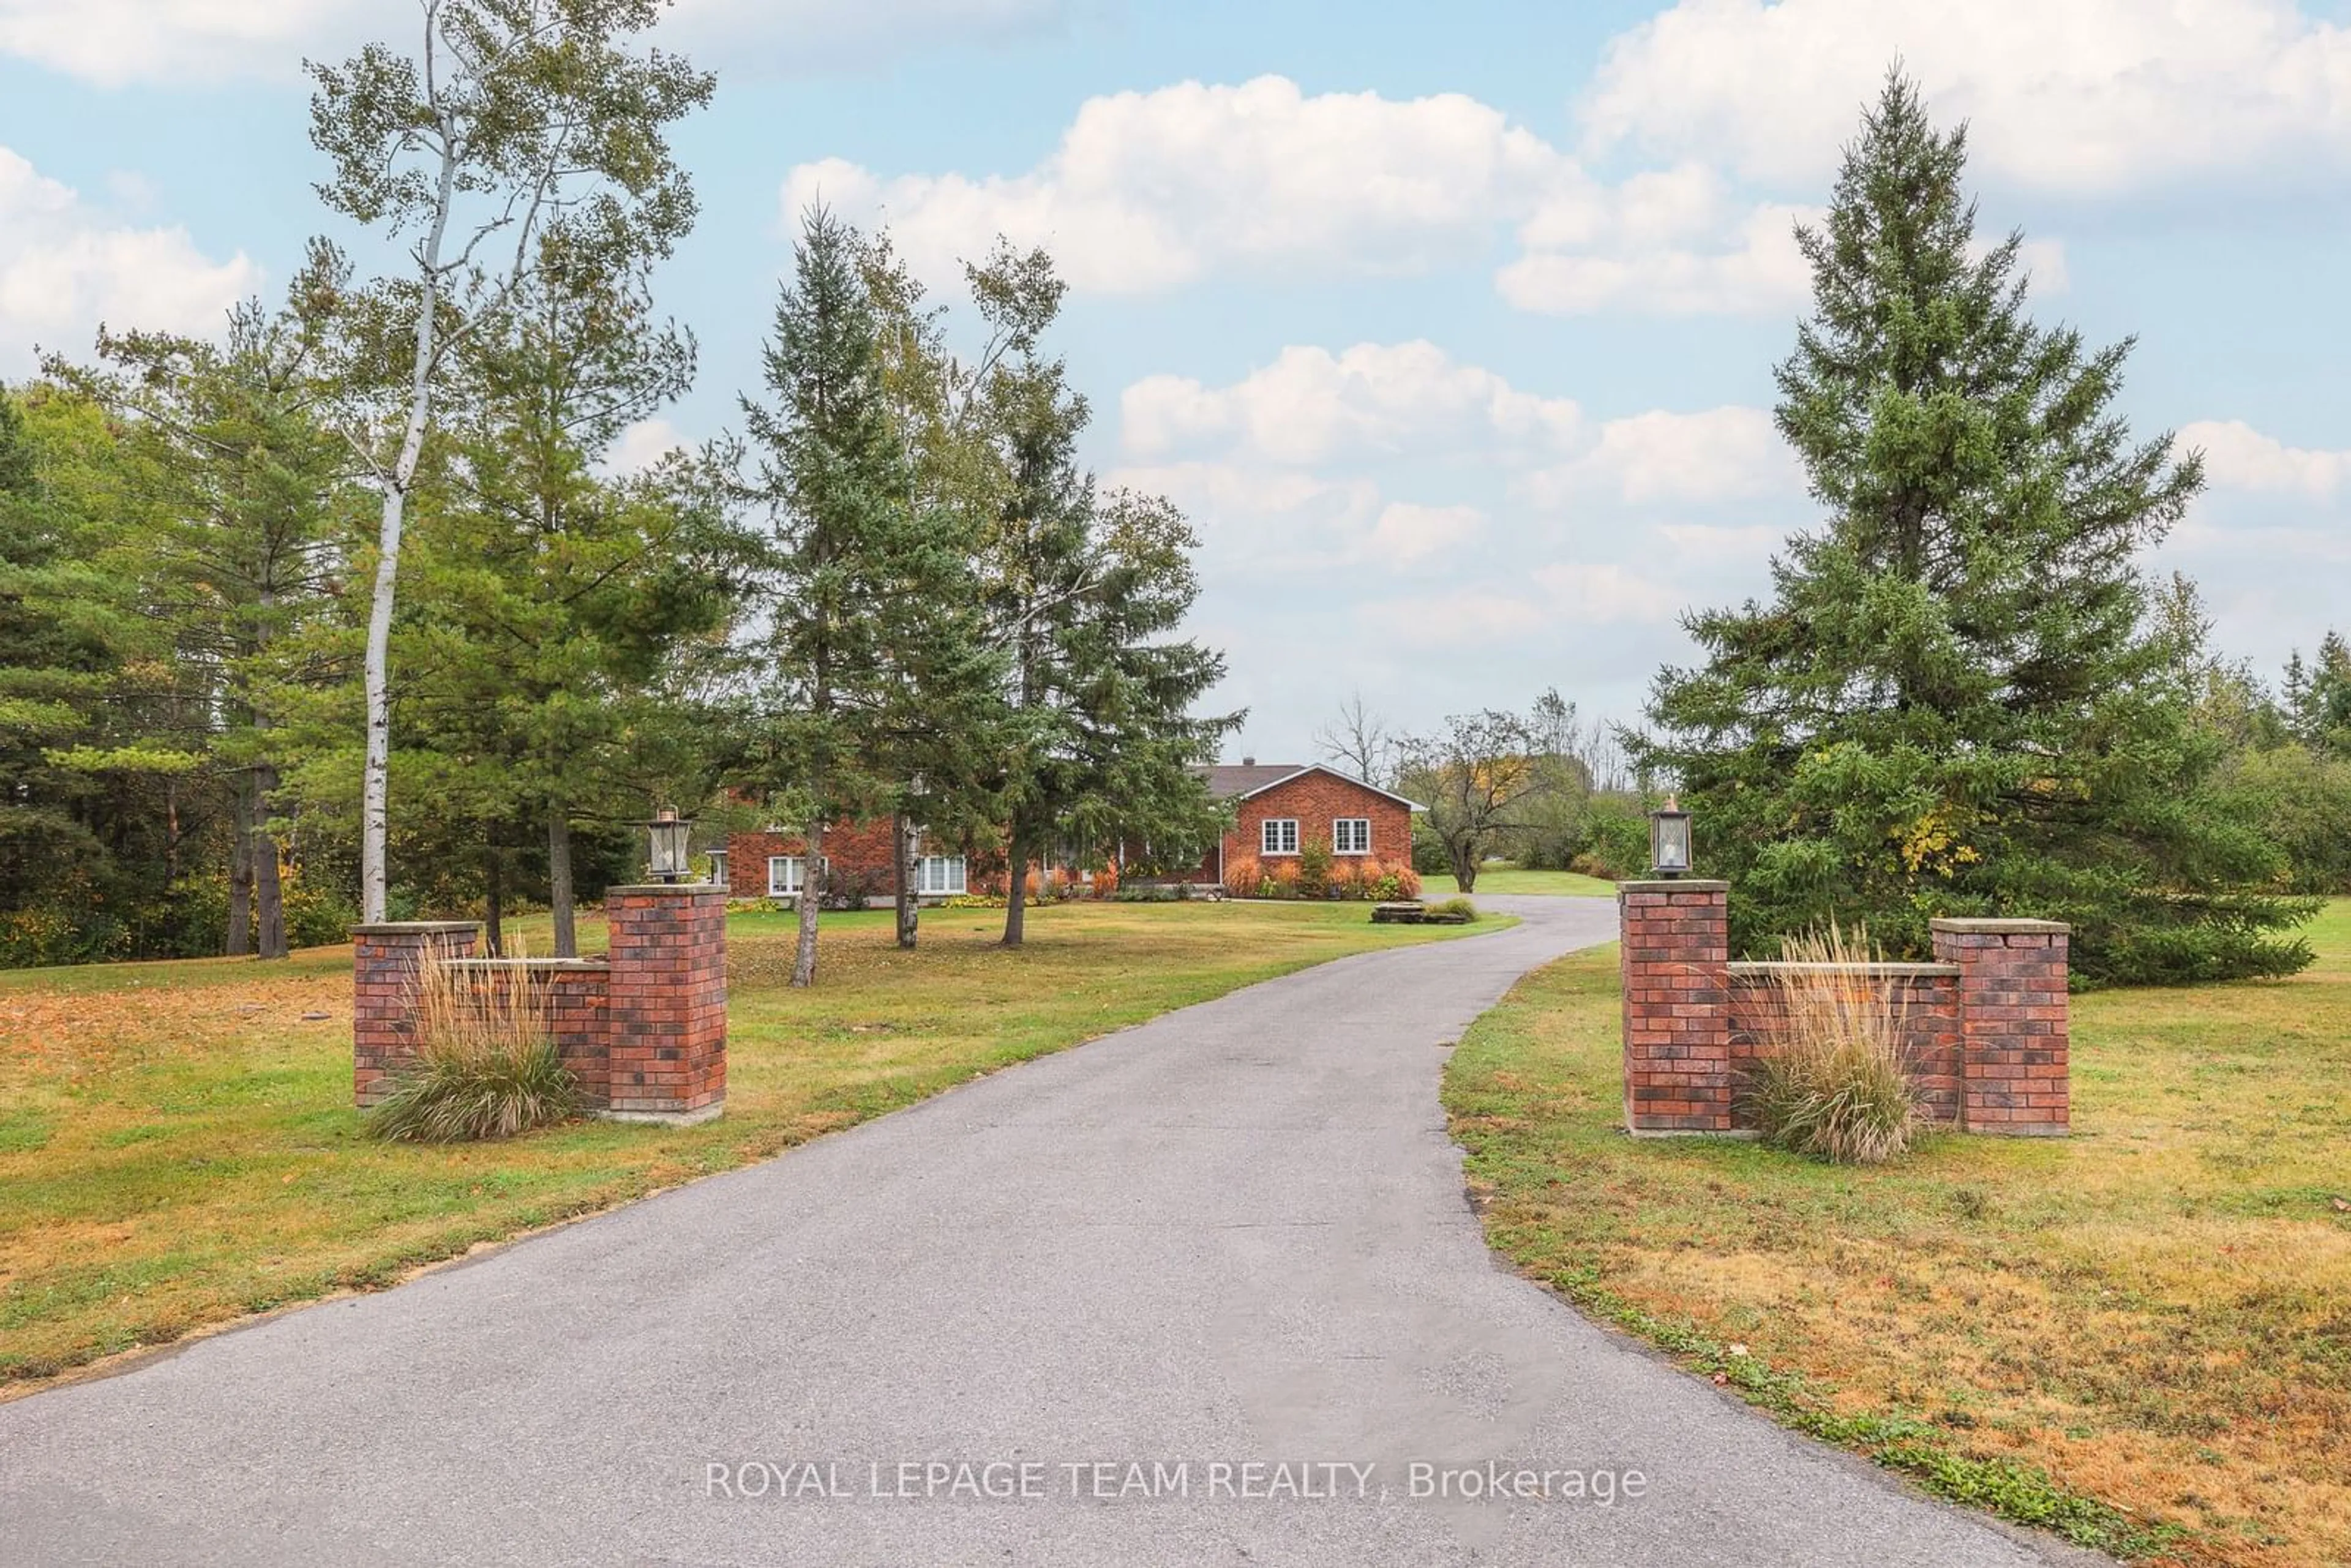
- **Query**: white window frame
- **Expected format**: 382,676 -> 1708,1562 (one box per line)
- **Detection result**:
1333,817 -> 1371,856
1261,817 -> 1300,857
767,855 -> 804,896
915,855 -> 967,896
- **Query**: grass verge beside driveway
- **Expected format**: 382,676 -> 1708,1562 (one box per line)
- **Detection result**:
1445,901 -> 2350,1568
1424,866 -> 1619,897
0,899 -> 1493,1390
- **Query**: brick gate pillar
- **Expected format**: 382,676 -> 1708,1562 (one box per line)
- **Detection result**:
352,921 -> 482,1107
1619,879 -> 1732,1135
1930,918 -> 2071,1136
604,885 -> 729,1125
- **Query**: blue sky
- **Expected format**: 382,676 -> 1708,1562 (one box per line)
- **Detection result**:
4,0 -> 2349,762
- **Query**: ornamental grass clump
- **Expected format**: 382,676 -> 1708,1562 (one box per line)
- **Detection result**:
366,939 -> 579,1143
1741,923 -> 1921,1165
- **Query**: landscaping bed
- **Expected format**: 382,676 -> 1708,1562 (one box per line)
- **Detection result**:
0,900 -> 1488,1391
1444,900 -> 2351,1568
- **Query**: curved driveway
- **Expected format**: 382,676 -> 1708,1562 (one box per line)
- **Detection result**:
1,896 -> 2091,1566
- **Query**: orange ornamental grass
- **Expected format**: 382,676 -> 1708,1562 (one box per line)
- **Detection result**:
1223,856 -> 1260,898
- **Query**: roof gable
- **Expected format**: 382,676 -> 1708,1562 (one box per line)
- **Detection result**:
1195,762 -> 1425,812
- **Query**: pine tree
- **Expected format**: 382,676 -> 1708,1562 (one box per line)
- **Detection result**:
1630,70 -> 2312,985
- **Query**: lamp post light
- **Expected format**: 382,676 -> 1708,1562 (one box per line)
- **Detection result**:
645,806 -> 694,885
1648,793 -> 1692,879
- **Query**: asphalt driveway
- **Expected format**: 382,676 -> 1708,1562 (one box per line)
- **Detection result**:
0,895 -> 2095,1566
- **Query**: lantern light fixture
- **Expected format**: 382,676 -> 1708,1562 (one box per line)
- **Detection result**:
1649,793 -> 1693,879
645,806 -> 694,885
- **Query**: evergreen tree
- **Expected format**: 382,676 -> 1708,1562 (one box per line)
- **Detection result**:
742,208 -> 986,985
62,306 -> 351,959
1630,71 -> 2311,985
970,246 -> 1236,947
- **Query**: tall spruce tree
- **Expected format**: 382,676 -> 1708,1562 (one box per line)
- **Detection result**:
972,247 -> 1235,947
1630,71 -> 2311,985
743,208 -> 988,985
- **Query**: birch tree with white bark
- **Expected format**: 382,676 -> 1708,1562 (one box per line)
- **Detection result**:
304,0 -> 711,921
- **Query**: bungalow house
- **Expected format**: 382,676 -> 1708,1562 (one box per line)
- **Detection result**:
721,757 -> 1420,902
1176,759 -> 1422,888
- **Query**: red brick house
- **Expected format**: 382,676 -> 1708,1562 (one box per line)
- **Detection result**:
721,759 -> 1419,902
725,820 -> 972,901
1178,760 -> 1422,888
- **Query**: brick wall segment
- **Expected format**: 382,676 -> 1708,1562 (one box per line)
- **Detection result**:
351,922 -> 481,1107
1618,880 -> 1732,1135
1932,919 -> 2069,1136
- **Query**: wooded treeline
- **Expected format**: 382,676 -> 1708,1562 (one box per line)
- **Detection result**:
0,3 -> 1233,975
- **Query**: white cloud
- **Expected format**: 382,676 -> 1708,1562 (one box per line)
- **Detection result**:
0,146 -> 259,375
602,417 -> 688,476
1501,198 -> 1815,316
0,0 -> 358,84
2180,418 -> 2351,498
1580,0 -> 2351,195
1367,502 -> 1485,563
787,76 -> 1567,296
0,0 -> 1068,84
1120,340 -> 1583,467
1518,406 -> 1799,506
790,75 -> 1829,316
1532,561 -> 1686,625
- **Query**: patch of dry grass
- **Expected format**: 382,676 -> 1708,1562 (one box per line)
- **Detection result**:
0,900 -> 1487,1389
1445,901 -> 2351,1567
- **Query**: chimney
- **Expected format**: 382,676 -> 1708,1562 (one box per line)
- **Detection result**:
1242,756 -> 1256,767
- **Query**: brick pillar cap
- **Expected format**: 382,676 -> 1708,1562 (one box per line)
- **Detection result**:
1929,917 -> 2071,935
605,882 -> 725,896
351,921 -> 482,936
1618,879 -> 1729,893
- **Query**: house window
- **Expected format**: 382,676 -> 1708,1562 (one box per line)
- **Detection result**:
915,855 -> 967,896
1333,817 -> 1371,855
1261,817 -> 1299,856
767,855 -> 804,896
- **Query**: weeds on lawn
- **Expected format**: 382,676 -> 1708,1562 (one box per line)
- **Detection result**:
366,940 -> 578,1143
1741,924 -> 1922,1165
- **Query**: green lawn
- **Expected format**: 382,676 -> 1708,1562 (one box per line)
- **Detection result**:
0,898 -> 1493,1390
1425,864 -> 1619,897
1444,900 -> 2351,1568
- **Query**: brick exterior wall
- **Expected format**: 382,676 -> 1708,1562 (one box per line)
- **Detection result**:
728,819 -> 901,896
350,890 -> 726,1126
1193,769 -> 1416,883
352,922 -> 479,1107
1619,880 -> 1733,1132
1728,965 -> 1963,1126
1619,885 -> 2069,1137
606,885 -> 729,1122
1932,918 -> 2070,1136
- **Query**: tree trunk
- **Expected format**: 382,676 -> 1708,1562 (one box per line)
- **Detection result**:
359,133 -> 457,926
547,804 -> 577,959
1001,830 -> 1028,948
893,811 -> 918,950
485,837 -> 505,957
1451,836 -> 1479,895
253,761 -> 287,960
790,818 -> 823,987
225,779 -> 253,958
